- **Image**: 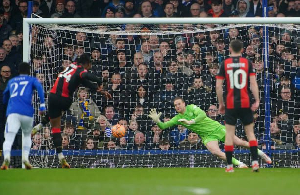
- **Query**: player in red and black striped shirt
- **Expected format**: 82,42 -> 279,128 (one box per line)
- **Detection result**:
216,40 -> 260,172
48,53 -> 110,168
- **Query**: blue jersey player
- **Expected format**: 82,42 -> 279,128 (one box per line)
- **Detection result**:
1,62 -> 46,170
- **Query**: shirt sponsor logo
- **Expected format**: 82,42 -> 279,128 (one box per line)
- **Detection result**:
227,63 -> 245,68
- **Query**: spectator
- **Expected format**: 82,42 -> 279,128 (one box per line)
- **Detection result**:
62,123 -> 83,149
140,0 -> 155,17
223,0 -> 236,16
179,132 -> 204,150
0,65 -> 11,149
159,139 -> 170,150
133,131 -> 146,150
92,115 -> 112,149
169,124 -> 189,148
0,10 -> 12,48
61,0 -> 81,18
0,47 -> 18,76
249,0 -> 262,16
235,0 -> 254,17
76,0 -> 103,18
169,0 -> 183,16
2,39 -> 21,65
38,0 -> 57,17
69,87 -> 100,130
102,0 -> 124,17
163,2 -> 177,17
106,139 -> 117,150
9,0 -> 27,33
0,0 -> 18,23
124,0 -> 135,17
84,137 -> 95,150
207,0 -> 228,17
62,133 -> 73,150
188,3 -> 201,17
51,0 -> 66,18
104,105 -> 119,125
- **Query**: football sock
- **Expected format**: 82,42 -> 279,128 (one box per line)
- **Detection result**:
3,131 -> 17,161
52,129 -> 62,154
249,140 -> 258,161
22,131 -> 32,162
225,145 -> 234,165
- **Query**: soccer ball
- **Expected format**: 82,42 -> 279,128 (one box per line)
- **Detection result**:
111,124 -> 126,138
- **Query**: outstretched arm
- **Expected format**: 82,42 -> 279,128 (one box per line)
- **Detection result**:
148,108 -> 179,130
216,78 -> 225,114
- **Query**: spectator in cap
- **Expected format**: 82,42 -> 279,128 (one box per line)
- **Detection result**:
101,0 -> 124,17
51,0 -> 66,18
103,6 -> 115,18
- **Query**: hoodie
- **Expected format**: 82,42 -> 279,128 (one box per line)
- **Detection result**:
236,0 -> 254,17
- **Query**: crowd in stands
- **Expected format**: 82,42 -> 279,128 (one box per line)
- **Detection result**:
0,0 -> 299,153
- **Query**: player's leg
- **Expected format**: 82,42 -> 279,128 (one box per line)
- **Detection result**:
244,123 -> 259,172
48,94 -> 70,168
205,140 -> 246,168
32,113 -> 50,135
20,115 -> 34,170
233,136 -> 272,164
1,114 -> 21,170
224,124 -> 236,172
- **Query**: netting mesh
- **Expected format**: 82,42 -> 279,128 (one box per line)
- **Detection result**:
6,22 -> 300,168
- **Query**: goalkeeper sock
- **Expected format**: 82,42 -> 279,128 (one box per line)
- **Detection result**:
224,145 -> 234,165
249,140 -> 258,161
232,157 -> 242,166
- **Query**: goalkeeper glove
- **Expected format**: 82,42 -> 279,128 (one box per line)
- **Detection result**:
148,108 -> 162,123
178,119 -> 195,125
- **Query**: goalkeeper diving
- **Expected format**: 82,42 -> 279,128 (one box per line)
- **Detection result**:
148,97 -> 272,168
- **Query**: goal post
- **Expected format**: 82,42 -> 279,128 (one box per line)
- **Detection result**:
20,17 -> 300,168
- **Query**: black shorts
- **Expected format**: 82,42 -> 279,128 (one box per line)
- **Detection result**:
225,108 -> 254,126
48,93 -> 72,119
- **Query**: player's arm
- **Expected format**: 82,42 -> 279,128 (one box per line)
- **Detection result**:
178,105 -> 206,125
81,72 -> 102,86
215,60 -> 226,114
192,105 -> 207,123
250,75 -> 260,111
148,108 -> 178,130
249,59 -> 260,111
33,79 -> 46,114
216,79 -> 224,106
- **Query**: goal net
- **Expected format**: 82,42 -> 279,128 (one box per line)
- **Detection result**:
5,18 -> 300,168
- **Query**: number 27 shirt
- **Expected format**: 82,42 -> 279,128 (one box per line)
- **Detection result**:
216,56 -> 256,109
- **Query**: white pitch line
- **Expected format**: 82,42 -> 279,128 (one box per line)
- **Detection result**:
186,187 -> 211,195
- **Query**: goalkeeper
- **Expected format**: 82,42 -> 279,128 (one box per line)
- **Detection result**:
148,97 -> 272,168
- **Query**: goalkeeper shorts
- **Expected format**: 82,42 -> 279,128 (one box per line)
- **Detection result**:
202,127 -> 226,146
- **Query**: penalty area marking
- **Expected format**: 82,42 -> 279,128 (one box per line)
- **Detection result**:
186,187 -> 211,195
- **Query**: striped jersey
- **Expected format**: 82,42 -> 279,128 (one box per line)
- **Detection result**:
216,56 -> 255,109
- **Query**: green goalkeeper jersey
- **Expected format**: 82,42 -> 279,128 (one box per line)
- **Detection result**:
157,104 -> 223,139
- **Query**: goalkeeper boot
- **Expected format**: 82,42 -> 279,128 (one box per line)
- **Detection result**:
238,163 -> 248,168
225,165 -> 234,173
1,159 -> 10,170
61,158 -> 70,169
32,123 -> 43,136
252,161 -> 259,172
23,160 -> 32,170
260,153 -> 272,164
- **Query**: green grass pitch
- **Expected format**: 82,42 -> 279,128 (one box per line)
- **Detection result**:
0,168 -> 299,195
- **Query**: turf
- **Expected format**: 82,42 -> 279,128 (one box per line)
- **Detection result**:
0,168 -> 299,195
